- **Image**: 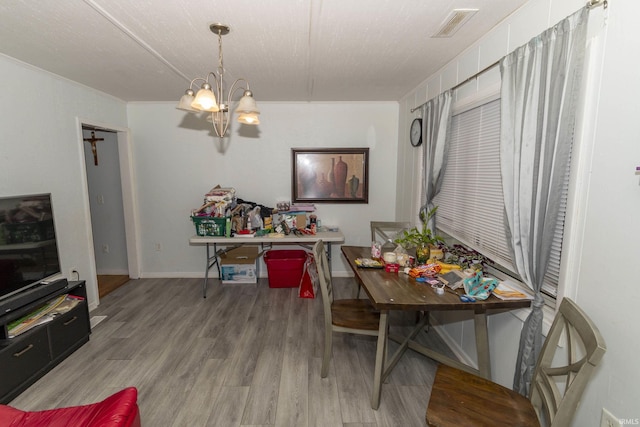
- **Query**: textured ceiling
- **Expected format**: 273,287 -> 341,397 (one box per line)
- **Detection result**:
0,0 -> 528,102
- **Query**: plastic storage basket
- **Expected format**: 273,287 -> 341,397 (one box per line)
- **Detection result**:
264,250 -> 308,288
191,216 -> 228,237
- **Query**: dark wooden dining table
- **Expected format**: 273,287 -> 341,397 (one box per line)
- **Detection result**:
341,245 -> 532,409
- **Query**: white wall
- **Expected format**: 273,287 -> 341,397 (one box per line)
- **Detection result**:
0,55 -> 128,309
398,0 -> 640,425
126,102 -> 398,277
572,1 -> 640,423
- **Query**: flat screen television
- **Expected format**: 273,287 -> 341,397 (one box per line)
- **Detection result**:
0,193 -> 63,304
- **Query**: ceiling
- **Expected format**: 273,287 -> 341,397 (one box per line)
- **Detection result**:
0,0 -> 528,103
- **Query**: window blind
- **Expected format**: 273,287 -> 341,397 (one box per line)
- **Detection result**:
433,98 -> 567,299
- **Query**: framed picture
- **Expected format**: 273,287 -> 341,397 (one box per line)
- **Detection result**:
292,148 -> 369,203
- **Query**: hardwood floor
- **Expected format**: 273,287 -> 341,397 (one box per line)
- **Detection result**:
9,277 -> 455,426
97,274 -> 130,298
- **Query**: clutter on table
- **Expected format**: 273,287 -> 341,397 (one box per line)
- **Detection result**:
191,189 -> 320,238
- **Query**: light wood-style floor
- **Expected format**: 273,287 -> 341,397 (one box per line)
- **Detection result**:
9,277 -> 455,426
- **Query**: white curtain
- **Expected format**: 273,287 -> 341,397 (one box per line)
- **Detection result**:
420,90 -> 453,228
500,7 -> 589,395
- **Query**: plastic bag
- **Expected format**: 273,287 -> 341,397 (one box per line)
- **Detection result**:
299,253 -> 318,298
462,271 -> 498,301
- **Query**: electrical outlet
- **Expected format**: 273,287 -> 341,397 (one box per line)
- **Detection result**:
69,268 -> 79,279
97,194 -> 105,205
155,243 -> 162,252
601,408 -> 620,427
102,244 -> 109,254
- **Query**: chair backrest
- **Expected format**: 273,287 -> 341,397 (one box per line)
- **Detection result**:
530,297 -> 606,427
370,221 -> 411,244
312,240 -> 334,325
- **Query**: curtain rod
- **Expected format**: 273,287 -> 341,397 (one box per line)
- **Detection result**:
410,60 -> 499,113
587,0 -> 607,9
410,0 -> 608,114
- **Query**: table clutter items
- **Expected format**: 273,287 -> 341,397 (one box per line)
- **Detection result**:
382,252 -> 397,263
384,262 -> 400,273
191,187 -> 323,238
492,280 -> 534,301
462,271 -> 499,301
389,231 -> 529,302
371,241 -> 382,258
354,258 -> 384,268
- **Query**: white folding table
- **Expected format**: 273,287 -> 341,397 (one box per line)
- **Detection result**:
189,230 -> 345,297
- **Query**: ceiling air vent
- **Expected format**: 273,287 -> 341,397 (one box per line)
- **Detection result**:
432,8 -> 478,38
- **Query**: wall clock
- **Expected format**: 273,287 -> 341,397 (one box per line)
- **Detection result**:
410,118 -> 422,147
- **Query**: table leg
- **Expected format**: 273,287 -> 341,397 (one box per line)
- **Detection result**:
372,310 -> 389,409
213,243 -> 221,277
203,243 -> 210,298
202,242 -> 221,299
474,311 -> 491,379
383,312 -> 429,383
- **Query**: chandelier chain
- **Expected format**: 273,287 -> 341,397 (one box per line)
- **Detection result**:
217,29 -> 224,79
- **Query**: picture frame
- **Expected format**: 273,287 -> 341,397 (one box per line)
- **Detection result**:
292,148 -> 369,204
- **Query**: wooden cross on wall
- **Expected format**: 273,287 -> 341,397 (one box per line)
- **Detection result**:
83,131 -> 104,165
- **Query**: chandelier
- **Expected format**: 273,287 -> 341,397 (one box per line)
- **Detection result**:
176,23 -> 260,138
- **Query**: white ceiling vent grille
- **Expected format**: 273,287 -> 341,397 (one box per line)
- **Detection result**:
432,9 -> 479,38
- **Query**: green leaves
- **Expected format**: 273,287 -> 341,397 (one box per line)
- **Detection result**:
394,206 -> 443,249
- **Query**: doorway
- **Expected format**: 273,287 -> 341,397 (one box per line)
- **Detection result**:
81,123 -> 139,299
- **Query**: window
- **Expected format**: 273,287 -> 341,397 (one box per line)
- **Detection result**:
433,97 -> 569,303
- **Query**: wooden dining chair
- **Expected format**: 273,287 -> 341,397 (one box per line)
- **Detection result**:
370,221 -> 411,244
426,297 -> 606,427
312,240 -> 381,378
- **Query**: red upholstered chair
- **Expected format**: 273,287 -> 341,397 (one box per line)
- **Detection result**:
0,387 -> 140,427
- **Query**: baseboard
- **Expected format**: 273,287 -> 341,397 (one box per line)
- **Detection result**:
96,269 -> 129,275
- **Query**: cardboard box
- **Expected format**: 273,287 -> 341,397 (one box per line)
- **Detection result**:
294,214 -> 307,229
220,246 -> 259,284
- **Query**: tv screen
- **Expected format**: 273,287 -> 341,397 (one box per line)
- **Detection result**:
0,193 -> 62,302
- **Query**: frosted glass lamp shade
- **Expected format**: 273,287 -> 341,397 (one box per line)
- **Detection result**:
235,91 -> 260,115
191,85 -> 219,112
176,90 -> 198,112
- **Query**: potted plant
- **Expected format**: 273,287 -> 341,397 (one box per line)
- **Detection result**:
394,206 -> 443,264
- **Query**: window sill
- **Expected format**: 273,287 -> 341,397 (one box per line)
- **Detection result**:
486,266 -> 556,339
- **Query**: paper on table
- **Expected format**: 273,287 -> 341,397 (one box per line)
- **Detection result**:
493,280 -> 534,300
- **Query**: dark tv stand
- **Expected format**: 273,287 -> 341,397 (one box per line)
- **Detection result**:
0,279 -> 68,315
0,280 -> 91,404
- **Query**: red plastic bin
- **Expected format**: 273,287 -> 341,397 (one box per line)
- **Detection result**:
264,250 -> 308,288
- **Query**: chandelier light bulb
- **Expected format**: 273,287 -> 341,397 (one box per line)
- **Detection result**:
191,83 -> 219,112
237,113 -> 260,125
